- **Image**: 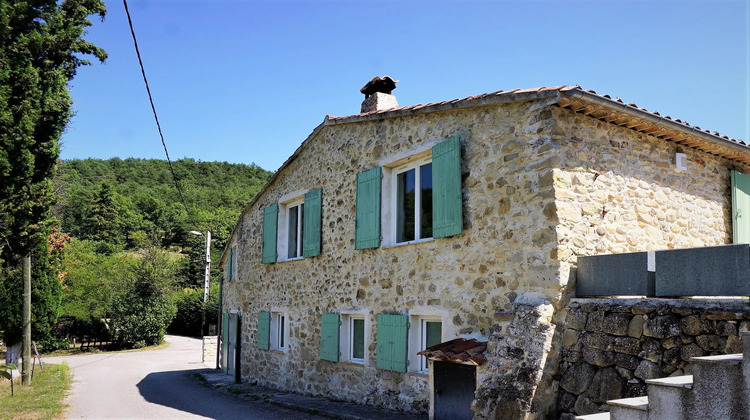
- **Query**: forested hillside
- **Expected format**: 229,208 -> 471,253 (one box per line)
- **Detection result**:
54,158 -> 271,261
42,158 -> 273,344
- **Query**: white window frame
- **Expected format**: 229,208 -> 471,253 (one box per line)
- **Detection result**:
418,318 -> 442,372
276,190 -> 308,262
380,141 -> 439,247
408,309 -> 451,374
270,310 -> 288,352
340,310 -> 369,364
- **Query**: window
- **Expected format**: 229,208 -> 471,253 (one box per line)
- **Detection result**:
342,313 -> 366,364
262,188 -> 322,263
408,312 -> 447,374
419,318 -> 442,372
350,317 -> 366,362
355,135 -> 462,249
320,311 -> 369,364
394,159 -> 433,244
270,311 -> 287,352
282,197 -> 304,260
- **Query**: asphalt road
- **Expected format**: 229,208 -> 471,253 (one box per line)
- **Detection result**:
44,335 -> 317,419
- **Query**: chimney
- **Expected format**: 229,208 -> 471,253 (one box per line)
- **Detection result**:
360,76 -> 398,113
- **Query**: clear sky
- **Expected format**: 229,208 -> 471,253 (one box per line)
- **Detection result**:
61,0 -> 750,172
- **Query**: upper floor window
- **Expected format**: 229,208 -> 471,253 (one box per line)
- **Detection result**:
262,188 -> 322,263
355,135 -> 462,249
395,159 -> 433,244
282,197 -> 304,260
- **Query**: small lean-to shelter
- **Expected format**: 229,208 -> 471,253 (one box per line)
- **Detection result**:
218,80 -> 750,418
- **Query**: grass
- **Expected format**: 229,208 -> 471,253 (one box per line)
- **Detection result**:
0,363 -> 70,420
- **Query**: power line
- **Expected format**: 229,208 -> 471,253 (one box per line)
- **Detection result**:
122,0 -> 197,227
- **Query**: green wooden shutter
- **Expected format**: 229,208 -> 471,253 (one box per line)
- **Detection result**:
221,312 -> 229,374
376,314 -> 409,372
320,313 -> 340,362
262,205 -> 278,263
432,135 -> 463,238
355,167 -> 382,249
257,311 -> 271,350
732,170 -> 750,244
303,188 -> 323,257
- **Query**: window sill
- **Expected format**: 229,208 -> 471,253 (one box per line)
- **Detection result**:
271,349 -> 286,355
277,257 -> 304,264
382,238 -> 435,249
340,361 -> 365,368
409,371 -> 429,378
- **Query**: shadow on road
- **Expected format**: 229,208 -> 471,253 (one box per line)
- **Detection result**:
136,369 -> 242,419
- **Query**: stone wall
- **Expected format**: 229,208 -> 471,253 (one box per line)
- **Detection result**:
555,298 -> 750,418
548,106 -> 747,288
220,96 -> 747,415
223,100 -> 564,413
203,335 -> 218,365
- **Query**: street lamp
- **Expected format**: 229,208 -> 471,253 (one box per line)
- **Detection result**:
189,230 -> 211,334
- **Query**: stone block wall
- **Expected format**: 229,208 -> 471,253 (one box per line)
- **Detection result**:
223,100 -> 564,413
203,335 -> 218,365
549,106 -> 746,285
220,95 -> 748,415
555,298 -> 750,418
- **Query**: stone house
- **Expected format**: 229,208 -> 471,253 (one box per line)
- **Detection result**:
217,79 -> 750,419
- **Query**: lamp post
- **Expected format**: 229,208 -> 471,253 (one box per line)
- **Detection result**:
189,230 -> 211,334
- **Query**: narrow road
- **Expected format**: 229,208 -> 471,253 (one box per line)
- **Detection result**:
44,335 -> 316,419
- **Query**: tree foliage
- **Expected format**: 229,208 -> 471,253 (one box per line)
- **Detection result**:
110,246 -> 178,348
0,0 -> 107,263
0,229 -> 66,345
54,158 -> 272,286
0,0 -> 106,350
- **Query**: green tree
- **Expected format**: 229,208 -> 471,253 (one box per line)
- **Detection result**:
0,0 -> 107,361
0,229 -> 64,345
110,246 -> 178,348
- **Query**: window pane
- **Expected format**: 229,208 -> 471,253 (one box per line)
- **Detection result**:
420,163 -> 433,239
299,203 -> 304,256
288,206 -> 298,258
279,315 -> 285,348
352,319 -> 365,360
397,169 -> 416,243
425,321 -> 441,348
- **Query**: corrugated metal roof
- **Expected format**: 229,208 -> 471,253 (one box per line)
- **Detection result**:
417,338 -> 488,366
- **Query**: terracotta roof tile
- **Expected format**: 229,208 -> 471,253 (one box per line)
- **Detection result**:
417,338 -> 488,366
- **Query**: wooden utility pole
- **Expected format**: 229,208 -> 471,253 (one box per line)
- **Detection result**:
22,255 -> 31,384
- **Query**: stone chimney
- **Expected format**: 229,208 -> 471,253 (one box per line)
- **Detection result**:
360,76 -> 398,113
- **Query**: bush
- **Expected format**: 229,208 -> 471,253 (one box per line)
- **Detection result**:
112,294 -> 176,348
38,337 -> 70,353
168,288 -> 203,337
168,282 -> 221,337
109,246 -> 178,348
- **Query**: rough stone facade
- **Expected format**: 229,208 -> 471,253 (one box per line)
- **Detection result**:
555,299 -> 750,418
220,91 -> 747,418
203,335 -> 217,365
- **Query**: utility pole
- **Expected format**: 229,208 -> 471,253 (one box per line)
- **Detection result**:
203,230 -> 211,307
22,256 -> 31,384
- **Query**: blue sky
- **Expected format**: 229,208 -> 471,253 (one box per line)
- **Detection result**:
62,0 -> 750,172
